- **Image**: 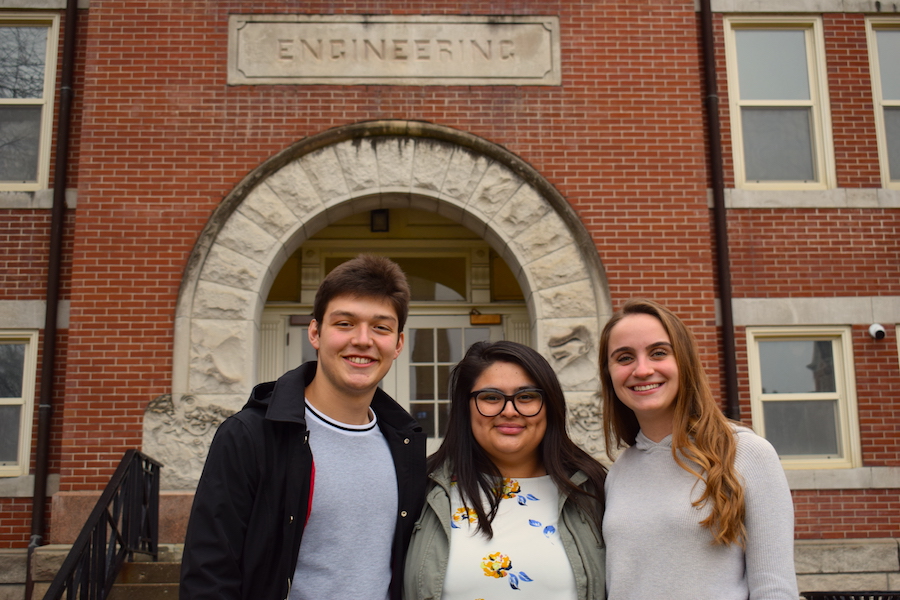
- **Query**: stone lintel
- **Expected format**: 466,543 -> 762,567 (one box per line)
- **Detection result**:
228,15 -> 561,86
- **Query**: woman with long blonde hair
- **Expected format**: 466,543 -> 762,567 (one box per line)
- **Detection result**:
598,299 -> 797,600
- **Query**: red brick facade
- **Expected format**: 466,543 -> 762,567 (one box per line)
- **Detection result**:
0,0 -> 897,548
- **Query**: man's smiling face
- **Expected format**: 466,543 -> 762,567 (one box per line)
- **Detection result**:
308,294 -> 405,403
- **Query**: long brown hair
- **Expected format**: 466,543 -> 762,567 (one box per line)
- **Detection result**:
430,341 -> 607,539
598,299 -> 746,547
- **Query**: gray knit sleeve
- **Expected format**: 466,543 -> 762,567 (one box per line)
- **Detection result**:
734,428 -> 800,600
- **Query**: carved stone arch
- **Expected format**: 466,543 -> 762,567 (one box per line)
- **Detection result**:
147,121 -> 612,488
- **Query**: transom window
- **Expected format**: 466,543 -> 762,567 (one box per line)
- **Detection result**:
867,20 -> 900,188
746,327 -> 860,469
724,18 -> 835,190
325,255 -> 468,302
0,15 -> 59,191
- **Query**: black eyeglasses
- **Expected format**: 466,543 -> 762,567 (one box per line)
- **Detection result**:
470,388 -> 545,417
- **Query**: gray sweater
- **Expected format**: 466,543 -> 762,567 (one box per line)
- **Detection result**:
603,427 -> 798,600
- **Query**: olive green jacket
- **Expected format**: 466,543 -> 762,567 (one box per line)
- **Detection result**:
403,464 -> 606,600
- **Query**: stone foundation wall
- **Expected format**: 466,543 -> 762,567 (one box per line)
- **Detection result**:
797,539 -> 900,594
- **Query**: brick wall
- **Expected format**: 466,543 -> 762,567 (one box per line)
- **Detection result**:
794,489 -> 900,539
57,0 -> 718,492
728,210 -> 900,298
824,13 -> 882,188
0,498 -> 50,547
0,212 -> 73,301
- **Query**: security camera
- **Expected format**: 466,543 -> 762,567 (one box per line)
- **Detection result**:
868,323 -> 886,340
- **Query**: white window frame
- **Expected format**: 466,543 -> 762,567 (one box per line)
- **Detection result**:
0,330 -> 38,477
724,16 -> 836,191
866,18 -> 900,190
746,326 -> 861,470
0,14 -> 60,192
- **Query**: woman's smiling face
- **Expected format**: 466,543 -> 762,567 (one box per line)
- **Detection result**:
606,312 -> 680,440
469,360 -> 547,477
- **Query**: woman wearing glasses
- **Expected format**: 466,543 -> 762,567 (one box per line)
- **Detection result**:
404,341 -> 607,600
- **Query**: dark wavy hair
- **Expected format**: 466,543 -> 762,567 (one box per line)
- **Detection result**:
429,340 -> 607,538
313,254 -> 410,331
598,298 -> 746,546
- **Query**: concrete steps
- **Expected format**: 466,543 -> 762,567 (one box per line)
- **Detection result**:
107,560 -> 180,600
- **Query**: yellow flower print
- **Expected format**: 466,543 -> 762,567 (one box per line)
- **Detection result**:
451,506 -> 478,527
481,551 -> 512,579
499,478 -> 520,499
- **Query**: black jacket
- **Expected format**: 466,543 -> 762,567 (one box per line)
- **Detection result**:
179,362 -> 427,600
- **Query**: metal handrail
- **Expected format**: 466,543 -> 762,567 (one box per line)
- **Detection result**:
42,450 -> 162,600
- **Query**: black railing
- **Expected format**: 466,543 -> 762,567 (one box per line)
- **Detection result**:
43,450 -> 162,600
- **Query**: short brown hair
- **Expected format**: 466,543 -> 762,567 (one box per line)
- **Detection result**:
313,255 -> 411,331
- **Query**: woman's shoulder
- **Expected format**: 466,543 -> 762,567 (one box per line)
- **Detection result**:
731,423 -> 773,447
426,461 -> 454,489
730,424 -> 783,470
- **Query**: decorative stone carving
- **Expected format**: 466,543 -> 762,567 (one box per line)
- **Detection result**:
143,394 -> 236,489
564,392 -> 608,464
546,322 -> 599,392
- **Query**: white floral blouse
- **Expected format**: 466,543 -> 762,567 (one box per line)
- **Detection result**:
442,475 -> 578,600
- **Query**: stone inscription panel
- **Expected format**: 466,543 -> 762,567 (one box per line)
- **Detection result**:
228,15 -> 561,86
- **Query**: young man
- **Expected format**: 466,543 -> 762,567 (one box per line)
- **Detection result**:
180,255 -> 427,600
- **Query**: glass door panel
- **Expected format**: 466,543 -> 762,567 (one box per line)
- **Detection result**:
385,315 -> 503,454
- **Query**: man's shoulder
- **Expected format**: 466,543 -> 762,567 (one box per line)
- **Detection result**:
371,388 -> 421,433
210,403 -> 269,445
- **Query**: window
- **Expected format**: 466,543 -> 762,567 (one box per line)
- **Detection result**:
724,17 -> 835,190
746,327 -> 860,469
867,20 -> 900,189
0,331 -> 38,477
397,317 -> 499,454
0,15 -> 59,191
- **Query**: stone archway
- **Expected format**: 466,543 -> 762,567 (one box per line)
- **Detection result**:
146,120 -> 612,488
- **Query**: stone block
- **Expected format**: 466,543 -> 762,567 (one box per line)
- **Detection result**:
889,571 -> 900,590
795,539 -> 900,574
528,245 -> 589,291
334,139 -> 379,193
50,492 -> 195,545
536,279 -> 597,320
188,318 -> 256,395
0,584 -> 25,600
467,163 -> 520,222
410,139 -> 453,195
30,545 -> 69,581
510,210 -> 569,265
375,137 -> 416,190
797,572 -> 891,593
149,544 -> 184,563
301,147 -> 350,203
263,161 -> 324,218
199,244 -> 264,292
0,549 -> 26,584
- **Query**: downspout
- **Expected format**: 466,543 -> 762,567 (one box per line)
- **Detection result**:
699,0 -> 740,420
27,0 -> 78,596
